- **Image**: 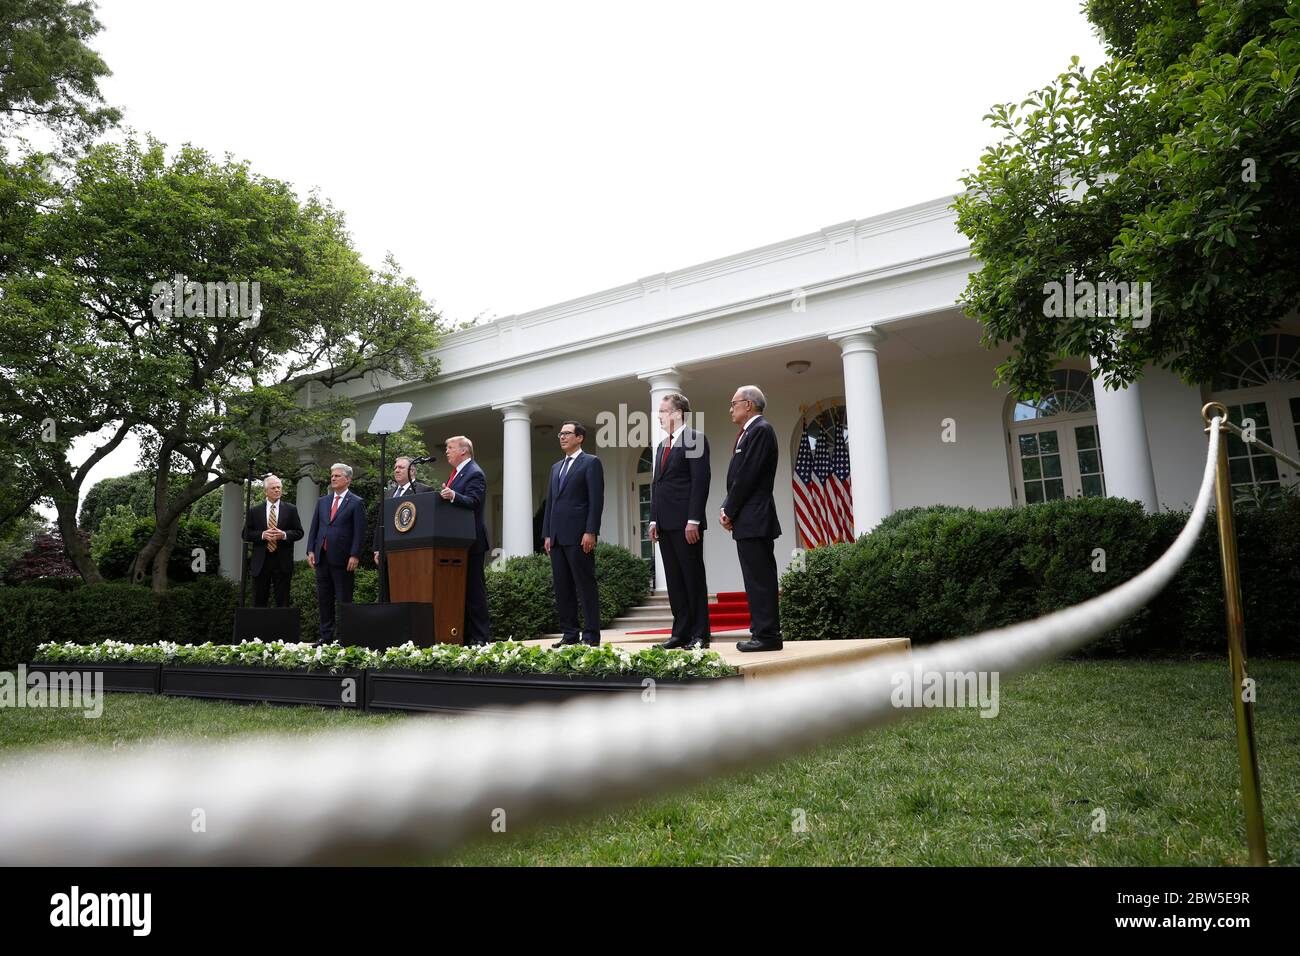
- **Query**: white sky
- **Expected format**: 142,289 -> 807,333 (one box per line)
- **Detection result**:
56,0 -> 1108,514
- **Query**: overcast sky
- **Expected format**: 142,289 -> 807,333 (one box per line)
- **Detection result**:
62,0 -> 1109,510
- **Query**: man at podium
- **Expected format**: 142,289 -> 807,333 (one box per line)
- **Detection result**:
438,436 -> 491,645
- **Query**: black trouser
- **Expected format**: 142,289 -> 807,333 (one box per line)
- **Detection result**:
464,549 -> 491,644
659,528 -> 709,640
252,562 -> 293,608
314,561 -> 356,642
735,536 -> 781,640
550,543 -> 600,643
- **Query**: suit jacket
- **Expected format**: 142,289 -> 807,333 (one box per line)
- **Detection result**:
372,481 -> 433,551
649,426 -> 710,531
541,451 -> 604,546
722,415 -> 782,540
242,500 -> 304,576
306,490 -> 368,566
443,459 -> 489,554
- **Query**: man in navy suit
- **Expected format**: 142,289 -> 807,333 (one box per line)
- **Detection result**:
720,386 -> 784,652
542,420 -> 604,647
242,474 -> 304,608
439,435 -> 492,645
648,393 -> 711,649
305,463 -> 368,642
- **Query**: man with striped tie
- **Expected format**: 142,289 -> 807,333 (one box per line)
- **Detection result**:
242,474 -> 304,608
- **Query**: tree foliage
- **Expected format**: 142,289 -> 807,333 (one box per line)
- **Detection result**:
955,0 -> 1300,396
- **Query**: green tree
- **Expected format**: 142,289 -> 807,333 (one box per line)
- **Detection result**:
0,0 -> 119,146
954,0 -> 1300,397
6,137 -> 443,590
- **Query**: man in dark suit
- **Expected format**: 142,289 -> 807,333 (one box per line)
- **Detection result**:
305,463 -> 368,642
542,420 -> 605,647
241,474 -> 304,608
720,385 -> 783,652
372,455 -> 433,568
438,435 -> 491,645
648,393 -> 711,649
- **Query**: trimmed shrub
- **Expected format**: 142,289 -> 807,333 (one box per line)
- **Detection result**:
780,496 -> 1300,657
157,576 -> 239,645
0,587 -> 60,669
55,582 -> 161,646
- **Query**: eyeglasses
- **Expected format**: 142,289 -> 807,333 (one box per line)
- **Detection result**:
729,399 -> 751,408
557,431 -> 577,437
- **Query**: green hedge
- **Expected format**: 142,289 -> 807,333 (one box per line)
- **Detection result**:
487,543 -> 652,641
779,496 -> 1300,657
94,515 -> 221,582
0,576 -> 240,669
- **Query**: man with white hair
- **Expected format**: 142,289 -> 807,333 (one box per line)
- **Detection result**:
241,474 -> 304,607
721,385 -> 784,652
306,463 -> 368,642
439,435 -> 491,644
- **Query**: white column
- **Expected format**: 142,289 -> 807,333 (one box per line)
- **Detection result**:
830,328 -> 892,534
294,457 -> 318,562
1090,357 -> 1159,512
638,368 -> 682,593
219,482 -> 244,580
495,401 -> 534,558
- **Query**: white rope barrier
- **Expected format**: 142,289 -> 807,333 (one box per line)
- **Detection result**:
0,421 -> 1223,865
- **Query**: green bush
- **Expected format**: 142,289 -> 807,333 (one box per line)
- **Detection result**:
0,587 -> 60,669
95,515 -> 221,582
56,582 -> 161,646
780,496 -> 1300,657
157,576 -> 239,644
486,544 -> 652,641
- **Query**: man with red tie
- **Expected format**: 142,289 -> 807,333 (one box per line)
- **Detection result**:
439,435 -> 492,645
648,392 -> 711,649
306,463 -> 368,642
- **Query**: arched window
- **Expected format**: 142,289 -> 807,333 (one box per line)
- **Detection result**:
1209,333 -> 1300,495
1007,368 -> 1106,504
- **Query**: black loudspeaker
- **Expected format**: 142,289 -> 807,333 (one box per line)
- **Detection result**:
338,602 -> 435,650
233,607 -> 302,644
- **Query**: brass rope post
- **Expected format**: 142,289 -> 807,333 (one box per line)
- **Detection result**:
1202,402 -> 1268,866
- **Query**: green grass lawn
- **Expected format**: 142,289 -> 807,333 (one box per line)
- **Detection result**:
2,659 -> 1296,865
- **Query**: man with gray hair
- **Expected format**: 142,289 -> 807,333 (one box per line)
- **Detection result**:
242,474 -> 304,607
306,463 -> 368,641
721,385 -> 783,651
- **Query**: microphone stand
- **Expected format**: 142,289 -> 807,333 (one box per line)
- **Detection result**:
378,434 -> 389,604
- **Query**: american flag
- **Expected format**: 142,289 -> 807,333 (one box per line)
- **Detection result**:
812,422 -> 837,544
792,422 -> 822,549
828,419 -> 854,540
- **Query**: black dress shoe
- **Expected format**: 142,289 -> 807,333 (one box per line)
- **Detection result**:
551,636 -> 580,649
736,637 -> 783,652
656,635 -> 693,650
686,636 -> 711,649
581,636 -> 600,647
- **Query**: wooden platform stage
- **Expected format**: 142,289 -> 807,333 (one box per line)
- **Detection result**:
524,631 -> 911,681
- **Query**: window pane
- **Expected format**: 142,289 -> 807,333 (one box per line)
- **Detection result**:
1074,425 -> 1098,450
1022,457 -> 1042,480
1018,434 -> 1039,456
1255,457 -> 1279,483
1081,474 -> 1104,497
1024,481 -> 1045,504
1042,454 -> 1062,478
1229,457 -> 1254,485
1038,431 -> 1060,453
1044,479 -> 1066,501
1078,449 -> 1101,474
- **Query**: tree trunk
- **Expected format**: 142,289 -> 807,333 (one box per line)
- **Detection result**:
55,497 -> 103,585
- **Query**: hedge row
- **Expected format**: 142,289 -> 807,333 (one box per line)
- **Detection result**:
0,543 -> 653,667
779,497 -> 1300,657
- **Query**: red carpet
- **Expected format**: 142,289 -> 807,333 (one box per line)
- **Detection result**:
627,591 -> 750,635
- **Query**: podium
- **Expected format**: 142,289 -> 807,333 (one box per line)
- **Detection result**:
382,492 -> 476,644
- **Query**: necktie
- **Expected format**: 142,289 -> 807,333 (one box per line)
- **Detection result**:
267,504 -> 278,553
733,428 -> 744,452
558,456 -> 573,490
448,469 -> 458,488
324,495 -> 341,551
660,433 -> 673,473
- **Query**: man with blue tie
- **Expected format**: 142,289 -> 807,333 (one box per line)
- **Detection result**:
542,420 -> 605,647
305,463 -> 368,642
438,435 -> 492,645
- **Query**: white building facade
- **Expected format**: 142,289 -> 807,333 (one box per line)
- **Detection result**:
219,195 -> 1300,593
